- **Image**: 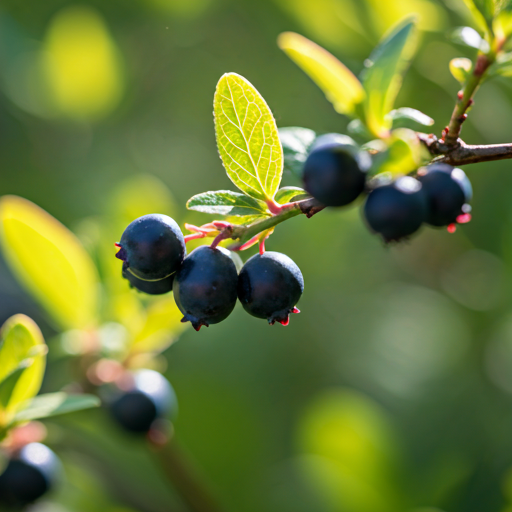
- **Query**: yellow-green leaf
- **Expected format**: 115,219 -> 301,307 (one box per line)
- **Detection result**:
278,32 -> 365,116
450,57 -> 473,83
362,19 -> 417,138
0,196 -> 99,330
214,73 -> 283,201
0,315 -> 46,423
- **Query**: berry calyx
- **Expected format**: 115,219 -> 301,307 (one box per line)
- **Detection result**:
363,176 -> 428,242
109,369 -> 177,434
417,163 -> 472,227
302,136 -> 369,207
237,251 -> 304,325
0,443 -> 60,507
122,264 -> 174,295
173,246 -> 238,331
116,214 -> 186,281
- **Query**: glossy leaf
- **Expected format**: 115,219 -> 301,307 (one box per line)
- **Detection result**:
214,73 -> 283,201
0,315 -> 46,419
388,107 -> 434,130
362,19 -> 416,137
275,187 -> 309,204
461,0 -> 494,33
187,190 -> 269,216
130,297 -> 188,355
450,58 -> 473,83
279,127 -> 317,178
278,32 -> 365,116
452,26 -> 490,51
14,392 -> 100,423
0,196 -> 99,330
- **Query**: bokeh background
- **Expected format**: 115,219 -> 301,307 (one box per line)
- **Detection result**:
2,0 -> 512,511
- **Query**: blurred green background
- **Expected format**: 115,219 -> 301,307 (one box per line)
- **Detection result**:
2,0 -> 512,511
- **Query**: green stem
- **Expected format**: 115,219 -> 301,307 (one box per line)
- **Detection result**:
444,52 -> 495,147
230,198 -> 324,247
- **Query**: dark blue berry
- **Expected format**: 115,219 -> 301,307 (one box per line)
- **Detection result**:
302,137 -> 369,207
110,369 -> 177,434
122,263 -> 174,295
173,246 -> 238,331
238,251 -> 304,325
116,214 -> 185,281
363,176 -> 428,242
0,443 -> 60,507
417,163 -> 472,226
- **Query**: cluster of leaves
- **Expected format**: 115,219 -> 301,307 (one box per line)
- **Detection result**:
0,313 -> 99,442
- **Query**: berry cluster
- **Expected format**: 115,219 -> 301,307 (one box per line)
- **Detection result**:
302,138 -> 473,242
116,217 -> 304,330
0,443 -> 60,508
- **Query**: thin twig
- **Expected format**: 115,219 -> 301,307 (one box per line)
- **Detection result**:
418,132 -> 512,166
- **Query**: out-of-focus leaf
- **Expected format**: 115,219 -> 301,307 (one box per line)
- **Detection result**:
452,26 -> 490,51
492,52 -> 512,76
130,297 -> 188,355
450,58 -> 473,83
14,392 -> 100,423
187,191 -> 269,216
214,73 -> 283,201
278,32 -> 365,116
0,196 -> 99,330
42,5 -> 123,121
297,388 -> 403,512
461,0 -> 494,34
494,7 -> 512,39
388,107 -> 435,129
362,19 -> 417,137
0,315 -> 46,421
347,119 -> 374,141
279,127 -> 317,178
374,128 -> 428,176
275,187 -> 309,204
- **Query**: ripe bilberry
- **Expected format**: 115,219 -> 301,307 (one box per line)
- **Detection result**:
238,251 -> 304,325
173,245 -> 238,331
363,176 -> 428,242
122,264 -> 174,295
417,163 -> 472,226
302,135 -> 370,207
0,443 -> 60,507
110,369 -> 177,434
116,214 -> 185,281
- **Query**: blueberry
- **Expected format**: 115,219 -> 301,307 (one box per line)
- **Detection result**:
122,263 -> 174,295
363,176 -> 428,242
417,163 -> 472,226
302,137 -> 370,207
173,246 -> 238,331
0,443 -> 60,507
238,251 -> 304,325
116,214 -> 185,281
110,369 -> 177,434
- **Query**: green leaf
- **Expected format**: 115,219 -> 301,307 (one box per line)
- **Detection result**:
278,32 -> 365,116
362,19 -> 417,138
275,187 -> 309,204
0,196 -> 99,330
0,315 -> 47,423
492,51 -> 512,76
462,0 -> 495,33
14,392 -> 100,423
452,26 -> 490,51
279,127 -> 317,178
388,107 -> 434,130
450,58 -> 473,83
186,190 -> 269,216
214,73 -> 283,201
